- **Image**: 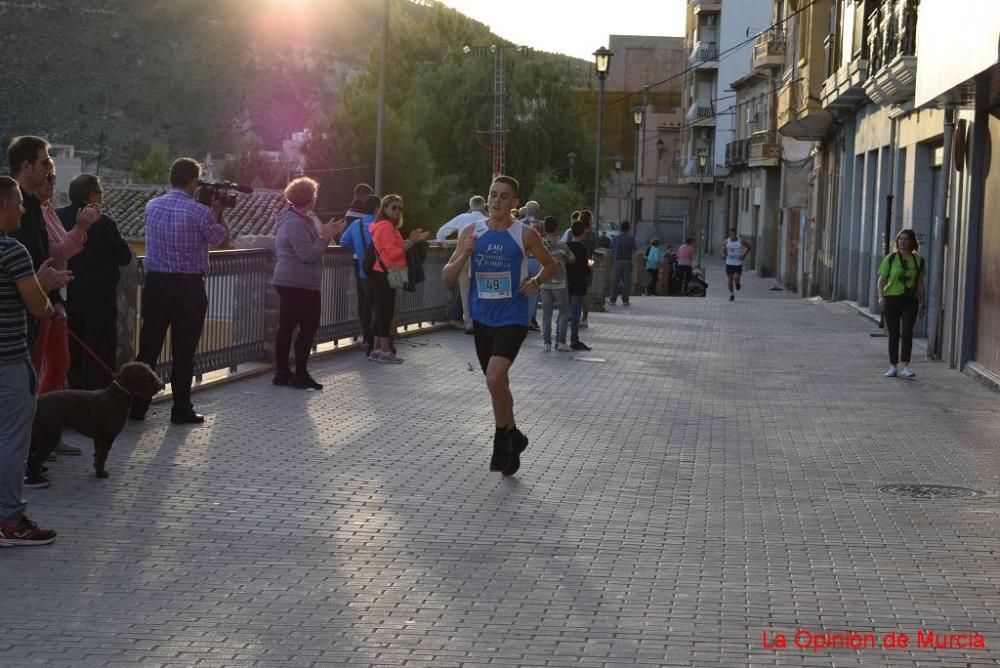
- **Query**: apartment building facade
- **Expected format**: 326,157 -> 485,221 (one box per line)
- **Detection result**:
595,34 -> 695,246
771,0 -> 1000,382
679,0 -> 773,257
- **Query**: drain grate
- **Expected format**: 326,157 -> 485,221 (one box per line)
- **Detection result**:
878,484 -> 986,500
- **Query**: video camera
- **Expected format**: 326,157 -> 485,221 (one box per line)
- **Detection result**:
195,180 -> 254,209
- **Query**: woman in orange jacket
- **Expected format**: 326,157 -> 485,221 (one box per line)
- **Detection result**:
368,194 -> 429,363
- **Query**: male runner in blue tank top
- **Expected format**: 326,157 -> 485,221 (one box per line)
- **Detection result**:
443,176 -> 556,477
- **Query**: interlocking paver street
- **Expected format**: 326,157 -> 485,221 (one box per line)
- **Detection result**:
4,263 -> 1000,667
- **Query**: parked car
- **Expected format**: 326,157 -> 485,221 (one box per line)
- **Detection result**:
597,221 -> 621,241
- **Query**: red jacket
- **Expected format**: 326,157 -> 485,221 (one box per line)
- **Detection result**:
369,219 -> 407,271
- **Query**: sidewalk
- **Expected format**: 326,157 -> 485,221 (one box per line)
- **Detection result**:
3,261 -> 1000,667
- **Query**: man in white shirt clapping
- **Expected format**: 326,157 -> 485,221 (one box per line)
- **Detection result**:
436,196 -> 486,333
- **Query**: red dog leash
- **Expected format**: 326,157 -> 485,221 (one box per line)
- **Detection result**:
66,327 -> 120,382
35,316 -> 120,382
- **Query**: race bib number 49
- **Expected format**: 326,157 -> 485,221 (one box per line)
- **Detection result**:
476,271 -> 512,299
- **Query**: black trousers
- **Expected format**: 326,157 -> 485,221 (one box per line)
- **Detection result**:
135,272 -> 208,415
647,268 -> 659,295
368,270 -> 397,338
274,285 -> 321,376
356,272 -> 373,350
67,298 -> 117,390
884,295 -> 919,365
676,265 -> 692,293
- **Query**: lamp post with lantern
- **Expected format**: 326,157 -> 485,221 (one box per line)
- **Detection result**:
592,47 -> 613,220
696,149 -> 708,264
631,104 -> 644,231
612,155 -> 624,224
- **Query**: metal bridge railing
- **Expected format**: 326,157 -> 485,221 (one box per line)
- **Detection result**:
133,245 -> 452,382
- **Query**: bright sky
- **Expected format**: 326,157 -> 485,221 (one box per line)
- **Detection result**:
438,0 -> 686,60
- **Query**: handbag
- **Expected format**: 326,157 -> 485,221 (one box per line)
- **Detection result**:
372,243 -> 409,290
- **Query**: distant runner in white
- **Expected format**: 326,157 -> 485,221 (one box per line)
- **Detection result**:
720,228 -> 751,302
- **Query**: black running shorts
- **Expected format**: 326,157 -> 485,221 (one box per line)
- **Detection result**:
473,322 -> 529,373
725,264 -> 743,275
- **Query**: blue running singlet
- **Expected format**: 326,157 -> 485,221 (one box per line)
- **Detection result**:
468,219 -> 529,327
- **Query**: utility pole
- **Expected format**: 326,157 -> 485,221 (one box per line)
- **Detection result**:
374,0 -> 389,195
465,44 -> 529,179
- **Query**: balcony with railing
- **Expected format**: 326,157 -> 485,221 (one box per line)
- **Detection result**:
752,29 -> 786,70
691,0 -> 722,14
724,139 -> 749,169
777,71 -> 834,140
679,156 -> 715,184
689,41 -> 719,68
821,26 -> 869,111
748,130 -> 781,167
863,0 -> 919,105
684,100 -> 715,127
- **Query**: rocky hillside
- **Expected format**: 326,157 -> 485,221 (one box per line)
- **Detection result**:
0,0 -> 383,169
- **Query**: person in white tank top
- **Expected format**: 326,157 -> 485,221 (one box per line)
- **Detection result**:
719,228 -> 751,301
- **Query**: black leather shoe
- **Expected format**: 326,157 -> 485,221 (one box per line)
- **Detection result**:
170,411 -> 205,425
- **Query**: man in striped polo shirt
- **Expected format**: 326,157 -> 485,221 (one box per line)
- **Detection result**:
0,176 -> 71,546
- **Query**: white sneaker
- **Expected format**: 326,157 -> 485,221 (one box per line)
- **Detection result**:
542,342 -> 551,352
885,365 -> 898,377
899,366 -> 915,378
555,342 -> 570,351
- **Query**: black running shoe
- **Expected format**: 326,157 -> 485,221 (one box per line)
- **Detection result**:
502,429 -> 528,477
290,373 -> 323,390
489,429 -> 512,472
570,341 -> 591,351
23,471 -> 50,489
729,294 -> 735,301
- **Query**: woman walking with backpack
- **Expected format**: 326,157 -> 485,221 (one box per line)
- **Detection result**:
877,228 -> 926,378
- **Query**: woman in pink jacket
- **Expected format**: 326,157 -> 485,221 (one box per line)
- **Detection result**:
34,173 -> 99,394
368,194 -> 428,363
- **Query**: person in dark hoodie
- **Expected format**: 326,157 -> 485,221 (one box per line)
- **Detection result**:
7,136 -> 68,347
57,173 -> 133,390
339,192 -> 380,355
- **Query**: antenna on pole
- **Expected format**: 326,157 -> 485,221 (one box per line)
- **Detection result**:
96,90 -> 109,176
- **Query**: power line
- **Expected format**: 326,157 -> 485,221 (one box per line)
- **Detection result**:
571,0 -> 821,122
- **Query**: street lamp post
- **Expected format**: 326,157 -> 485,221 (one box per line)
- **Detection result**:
567,151 -> 577,183
612,155 -> 624,224
655,137 -> 664,182
592,47 -> 613,221
696,149 -> 708,265
632,105 -> 644,233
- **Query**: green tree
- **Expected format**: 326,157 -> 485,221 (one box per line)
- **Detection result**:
528,170 -> 588,231
301,1 -> 592,233
131,143 -> 171,185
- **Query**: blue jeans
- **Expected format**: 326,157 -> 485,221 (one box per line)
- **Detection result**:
611,260 -> 632,304
527,258 -> 541,323
0,361 -> 37,525
541,288 -> 569,344
569,294 -> 584,344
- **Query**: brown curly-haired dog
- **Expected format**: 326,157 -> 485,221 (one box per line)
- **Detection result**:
26,362 -> 164,481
